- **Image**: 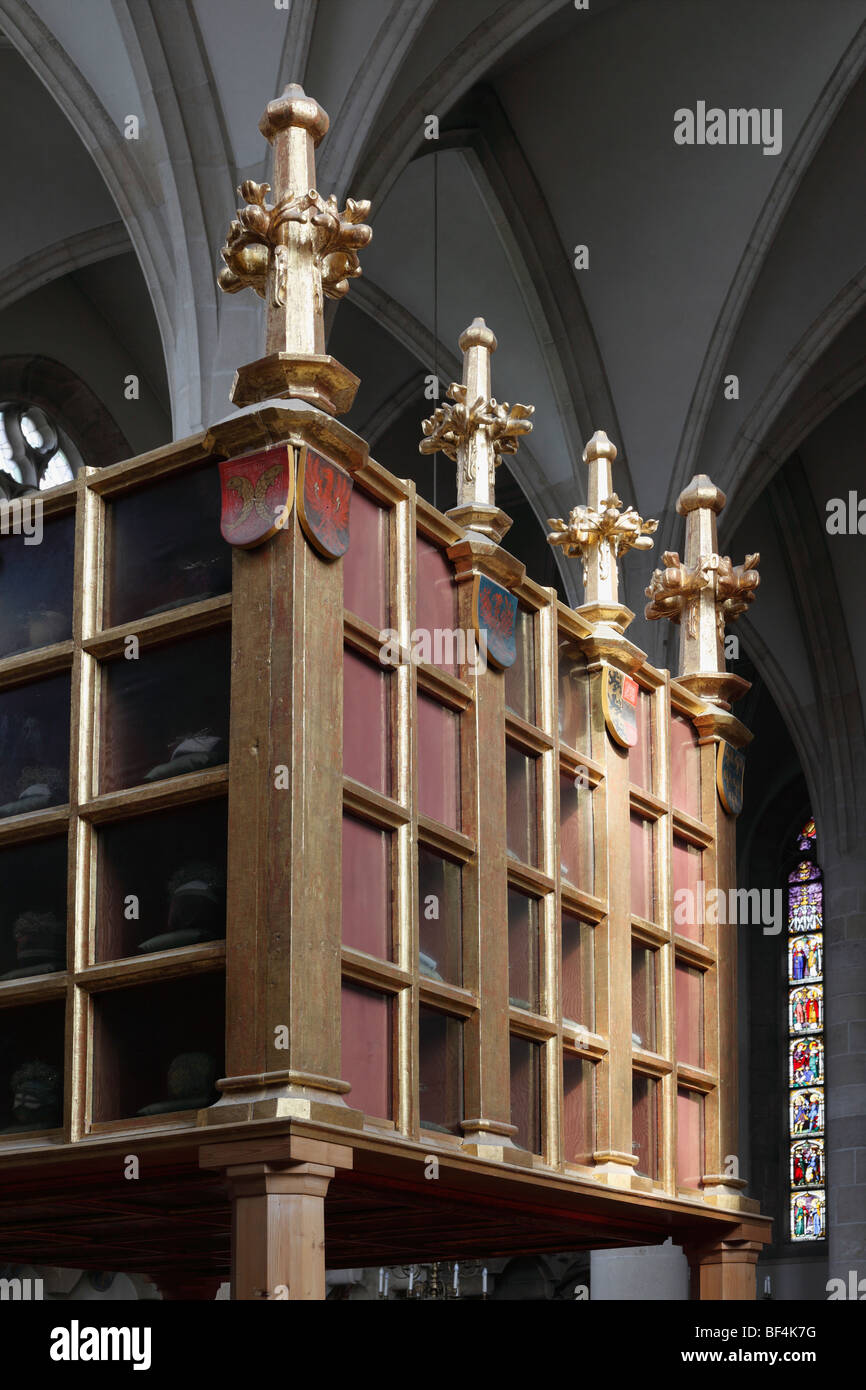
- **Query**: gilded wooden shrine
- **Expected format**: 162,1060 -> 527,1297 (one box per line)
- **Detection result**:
0,85 -> 770,1300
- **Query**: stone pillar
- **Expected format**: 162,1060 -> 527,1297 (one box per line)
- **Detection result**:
591,1244 -> 689,1300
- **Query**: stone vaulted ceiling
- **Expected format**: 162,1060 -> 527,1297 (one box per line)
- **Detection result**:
0,0 -> 865,842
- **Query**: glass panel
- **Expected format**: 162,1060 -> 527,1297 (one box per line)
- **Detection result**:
505,608 -> 535,724
0,1002 -> 65,1135
508,889 -> 540,1012
630,813 -> 654,921
342,487 -> 388,630
790,1037 -> 823,1088
100,629 -> 230,793
677,1087 -> 703,1189
563,1053 -> 594,1163
0,837 -> 67,980
340,982 -> 392,1119
91,974 -> 224,1123
96,800 -> 227,962
510,1034 -> 542,1153
0,514 -> 74,659
419,1008 -> 463,1134
342,815 -> 391,960
631,943 -> 657,1052
561,913 -> 593,1028
791,1190 -> 825,1241
790,1086 -> 824,1136
106,464 -> 231,626
632,1073 -> 659,1179
789,934 -> 822,984
787,877 -> 822,933
418,847 -> 461,985
343,647 -> 391,795
671,713 -> 701,818
560,775 -> 593,892
506,743 -> 537,865
628,687 -> 652,791
558,644 -> 590,753
0,673 -> 70,818
675,962 -> 704,1067
791,1138 -> 824,1188
672,837 -> 702,941
415,535 -> 457,673
417,696 -> 460,828
789,985 -> 823,1034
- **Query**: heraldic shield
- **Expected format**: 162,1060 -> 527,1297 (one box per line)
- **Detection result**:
297,444 -> 353,560
219,444 -> 294,548
602,665 -> 639,748
473,575 -> 518,669
717,740 -> 746,815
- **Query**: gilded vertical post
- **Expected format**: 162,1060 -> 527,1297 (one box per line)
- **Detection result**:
646,476 -> 759,1213
548,431 -> 656,1187
423,321 -> 535,1163
205,84 -> 372,1130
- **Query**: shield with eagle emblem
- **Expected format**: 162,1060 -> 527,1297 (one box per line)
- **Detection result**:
473,574 -> 518,669
297,444 -> 353,559
219,444 -> 294,548
602,665 -> 639,748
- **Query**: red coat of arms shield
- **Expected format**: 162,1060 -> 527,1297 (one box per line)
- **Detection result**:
602,666 -> 639,748
219,444 -> 294,548
297,444 -> 353,560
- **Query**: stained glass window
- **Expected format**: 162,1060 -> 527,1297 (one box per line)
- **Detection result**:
787,818 -> 826,1242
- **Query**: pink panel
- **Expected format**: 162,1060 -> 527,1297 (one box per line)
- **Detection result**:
671,713 -> 701,817
343,647 -> 390,793
560,775 -> 593,892
672,836 -> 703,942
504,609 -> 536,724
630,813 -> 654,920
676,962 -> 704,1067
342,487 -> 388,629
510,1034 -> 541,1152
417,695 -> 460,828
506,744 -> 538,865
341,982 -> 391,1118
563,1054 -> 594,1163
507,889 -> 539,1012
677,1087 -> 704,1189
562,914 -> 592,1027
342,816 -> 391,960
628,688 -> 653,790
632,1073 -> 659,1179
415,535 -> 457,673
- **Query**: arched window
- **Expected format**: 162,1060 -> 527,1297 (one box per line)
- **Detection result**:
786,818 -> 826,1242
0,404 -> 82,493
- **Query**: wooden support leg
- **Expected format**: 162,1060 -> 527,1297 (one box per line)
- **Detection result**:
686,1237 -> 762,1301
226,1161 -> 335,1301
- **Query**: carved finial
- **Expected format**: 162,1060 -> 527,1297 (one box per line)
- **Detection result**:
547,430 -> 657,625
218,84 -> 372,415
644,473 -> 760,701
419,318 -> 534,542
